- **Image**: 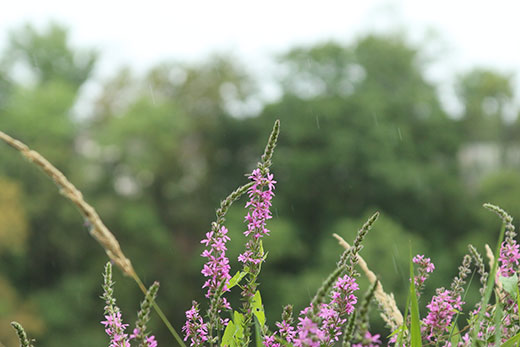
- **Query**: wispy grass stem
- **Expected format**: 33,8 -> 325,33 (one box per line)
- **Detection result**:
0,130 -> 185,347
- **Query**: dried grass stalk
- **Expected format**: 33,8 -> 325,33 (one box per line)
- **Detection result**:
485,243 -> 504,294
333,233 -> 403,330
0,131 -> 135,278
484,243 -> 495,271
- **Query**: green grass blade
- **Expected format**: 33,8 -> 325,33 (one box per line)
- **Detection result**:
502,332 -> 520,347
409,248 -> 422,347
471,221 -> 506,342
228,271 -> 247,289
449,323 -> 461,346
494,300 -> 502,345
516,285 -> 520,317
395,286 -> 411,345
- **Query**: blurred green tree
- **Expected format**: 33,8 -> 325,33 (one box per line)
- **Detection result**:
83,54 -> 260,340
250,35 -> 473,251
0,23 -> 104,346
456,68 -> 513,143
3,22 -> 96,88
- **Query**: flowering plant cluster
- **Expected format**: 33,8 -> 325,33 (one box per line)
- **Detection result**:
100,261 -> 160,347
177,123 -> 520,347
180,121 -> 385,347
8,121 -> 520,347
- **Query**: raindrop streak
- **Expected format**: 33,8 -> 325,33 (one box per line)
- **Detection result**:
392,244 -> 403,279
316,116 -> 320,129
149,85 -> 156,105
372,112 -> 379,126
397,127 -> 403,141
392,254 -> 400,275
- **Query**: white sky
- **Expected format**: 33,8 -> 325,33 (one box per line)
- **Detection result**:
2,0 -> 520,116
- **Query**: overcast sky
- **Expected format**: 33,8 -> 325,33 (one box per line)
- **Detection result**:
2,0 -> 520,115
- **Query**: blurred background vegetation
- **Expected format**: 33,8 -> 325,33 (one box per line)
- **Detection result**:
1,22 -> 520,345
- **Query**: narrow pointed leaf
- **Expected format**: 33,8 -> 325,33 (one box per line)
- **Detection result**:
252,290 -> 266,327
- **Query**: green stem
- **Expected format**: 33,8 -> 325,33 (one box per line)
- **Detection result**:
133,273 -> 186,347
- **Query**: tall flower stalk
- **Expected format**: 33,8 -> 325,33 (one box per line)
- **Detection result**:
184,120 -> 280,347
101,262 -> 131,346
238,122 -> 279,346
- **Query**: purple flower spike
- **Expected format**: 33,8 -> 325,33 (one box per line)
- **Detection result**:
101,311 -> 131,347
200,225 -> 232,299
182,302 -> 209,347
331,275 -> 359,316
422,288 -> 463,342
413,254 -> 435,289
499,240 -> 520,277
239,169 -> 276,266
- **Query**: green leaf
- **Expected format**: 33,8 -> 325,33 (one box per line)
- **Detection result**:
221,312 -> 245,347
388,325 -> 404,338
409,248 -> 422,347
228,271 -> 247,289
499,274 -> 519,299
233,311 -> 245,339
252,290 -> 266,327
255,317 -> 263,347
502,331 -> 520,347
449,323 -> 460,346
222,320 -> 236,347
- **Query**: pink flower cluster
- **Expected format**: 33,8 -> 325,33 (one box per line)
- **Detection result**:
238,169 -> 276,265
293,313 -> 325,347
318,304 -> 345,345
265,275 -> 359,347
499,240 -> 520,277
275,319 -> 297,342
422,288 -> 463,341
101,311 -> 130,347
412,254 -> 435,288
331,275 -> 359,316
263,334 -> 281,347
182,302 -> 209,347
200,225 -> 232,305
101,311 -> 157,347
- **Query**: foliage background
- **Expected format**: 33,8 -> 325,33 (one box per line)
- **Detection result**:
1,22 -> 520,345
